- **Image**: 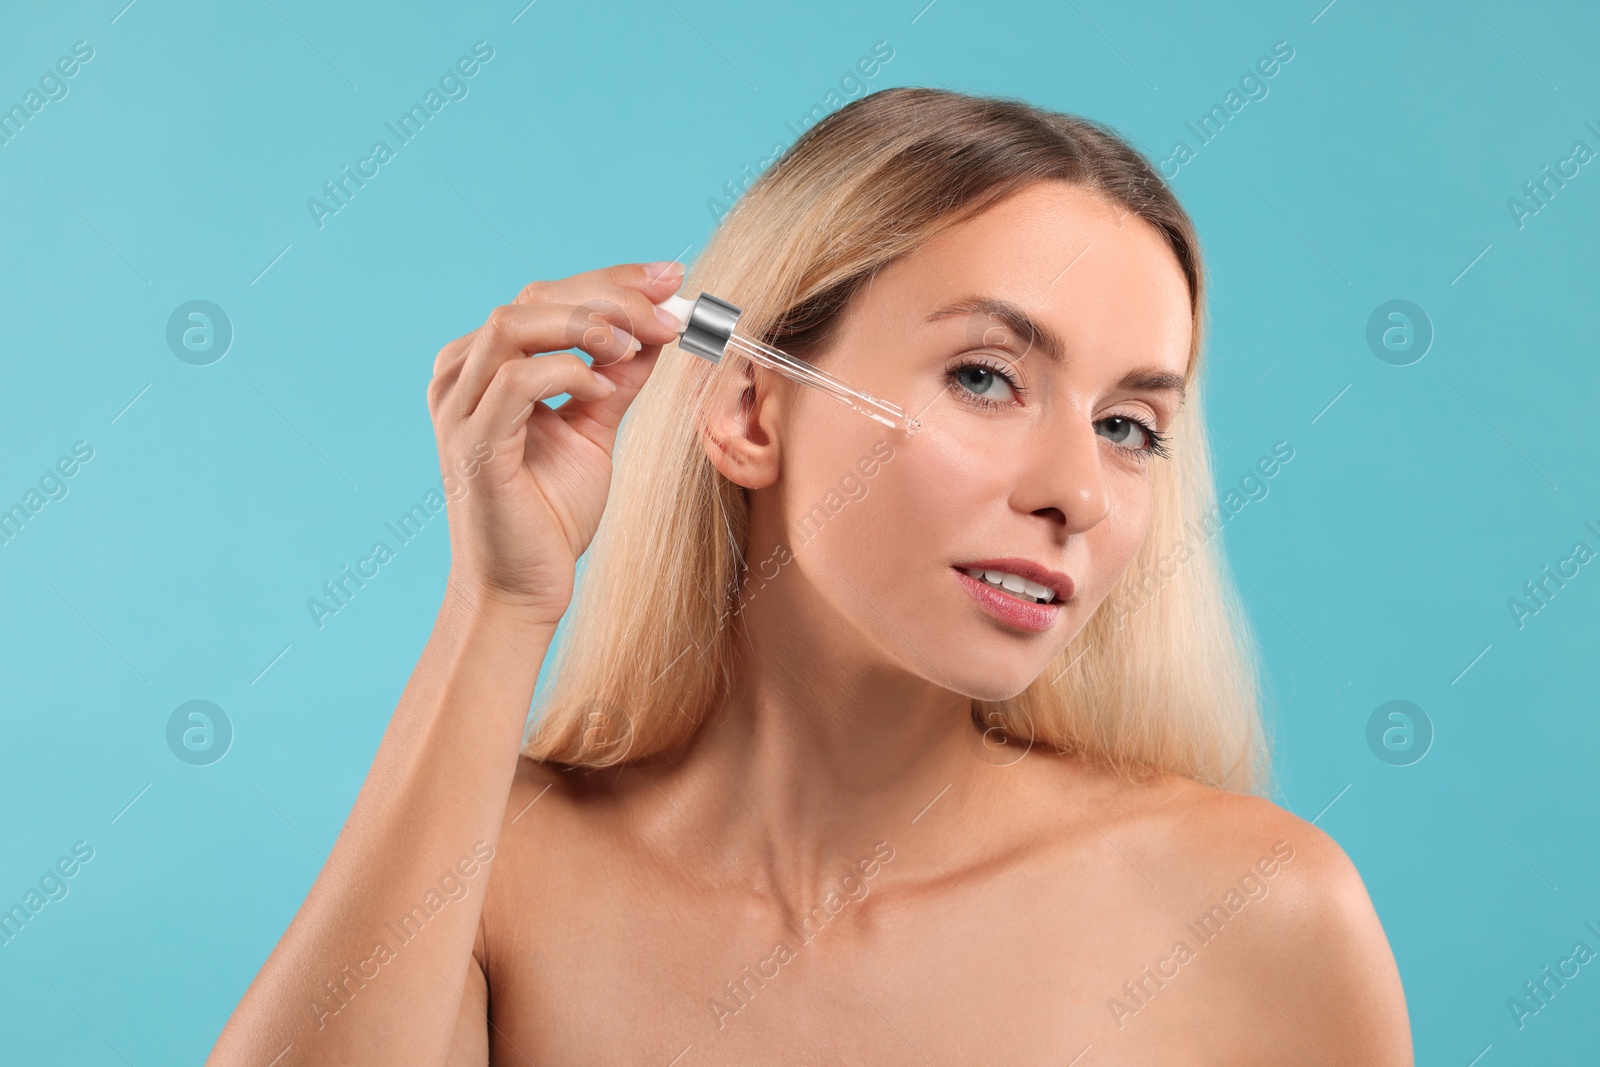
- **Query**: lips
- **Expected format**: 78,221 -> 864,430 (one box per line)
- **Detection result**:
950,557 -> 1074,634
951,568 -> 1062,633
953,557 -> 1075,602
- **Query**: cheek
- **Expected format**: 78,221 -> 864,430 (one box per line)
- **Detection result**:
861,433 -> 997,543
780,430 -> 971,598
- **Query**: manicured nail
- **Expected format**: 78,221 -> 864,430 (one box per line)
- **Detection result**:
655,304 -> 684,332
594,368 -> 618,393
645,260 -> 684,284
609,324 -> 641,354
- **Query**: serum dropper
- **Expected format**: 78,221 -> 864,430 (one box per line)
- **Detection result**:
655,292 -> 922,436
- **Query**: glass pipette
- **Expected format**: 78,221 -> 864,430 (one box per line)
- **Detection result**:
655,292 -> 922,436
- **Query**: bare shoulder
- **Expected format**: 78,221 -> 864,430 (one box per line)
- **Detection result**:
1151,779 -> 1414,1064
498,754 -> 629,849
480,757 -> 631,948
1027,755 -> 1410,1062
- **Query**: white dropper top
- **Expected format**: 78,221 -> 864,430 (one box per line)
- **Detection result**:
655,294 -> 695,333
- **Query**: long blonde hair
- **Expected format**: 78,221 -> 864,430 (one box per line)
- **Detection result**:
523,87 -> 1270,795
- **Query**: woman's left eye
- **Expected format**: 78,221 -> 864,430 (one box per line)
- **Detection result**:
1098,415 -> 1149,449
1098,415 -> 1171,459
947,360 -> 1021,406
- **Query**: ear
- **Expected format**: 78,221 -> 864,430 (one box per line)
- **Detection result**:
699,357 -> 782,490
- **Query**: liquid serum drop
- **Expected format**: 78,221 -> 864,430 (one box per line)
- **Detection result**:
655,292 -> 922,436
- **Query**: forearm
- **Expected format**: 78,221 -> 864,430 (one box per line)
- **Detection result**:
208,581 -> 557,1065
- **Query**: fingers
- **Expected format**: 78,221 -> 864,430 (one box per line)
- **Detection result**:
548,342 -> 665,457
512,263 -> 686,359
445,302 -> 641,421
468,350 -> 620,449
513,261 -> 686,325
511,264 -> 685,372
429,260 -> 688,432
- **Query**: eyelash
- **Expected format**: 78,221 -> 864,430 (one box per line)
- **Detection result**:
944,357 -> 1173,461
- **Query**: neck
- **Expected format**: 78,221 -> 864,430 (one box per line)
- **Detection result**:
644,550 -> 992,914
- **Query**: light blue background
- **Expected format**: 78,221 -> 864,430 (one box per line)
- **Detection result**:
2,0 -> 1596,1061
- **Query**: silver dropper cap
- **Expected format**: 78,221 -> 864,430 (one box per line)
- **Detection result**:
676,292 -> 742,364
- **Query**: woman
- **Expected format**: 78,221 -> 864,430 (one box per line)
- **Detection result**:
210,87 -> 1412,1064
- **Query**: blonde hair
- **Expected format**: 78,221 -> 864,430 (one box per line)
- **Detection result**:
523,87 -> 1270,795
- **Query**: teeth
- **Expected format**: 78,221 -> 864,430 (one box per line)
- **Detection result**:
965,568 -> 1056,604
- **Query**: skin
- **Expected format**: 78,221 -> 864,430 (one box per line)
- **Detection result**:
207,182 -> 1412,1066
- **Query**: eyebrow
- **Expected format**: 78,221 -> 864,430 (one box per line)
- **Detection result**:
925,296 -> 1188,404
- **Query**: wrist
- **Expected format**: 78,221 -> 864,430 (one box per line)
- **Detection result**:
441,576 -> 566,641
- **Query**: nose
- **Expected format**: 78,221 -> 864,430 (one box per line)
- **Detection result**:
1011,409 -> 1111,535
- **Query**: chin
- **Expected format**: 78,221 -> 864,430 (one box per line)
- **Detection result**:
939,667 -> 1041,704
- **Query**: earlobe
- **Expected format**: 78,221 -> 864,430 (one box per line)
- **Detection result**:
700,359 -> 780,490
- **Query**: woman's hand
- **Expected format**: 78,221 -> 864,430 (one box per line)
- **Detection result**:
428,260 -> 686,626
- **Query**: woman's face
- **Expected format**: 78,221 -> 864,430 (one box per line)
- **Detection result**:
739,180 -> 1194,702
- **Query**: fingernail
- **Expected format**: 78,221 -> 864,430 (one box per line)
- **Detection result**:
655,304 -> 683,332
609,324 -> 640,354
645,261 -> 684,284
594,368 -> 618,393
